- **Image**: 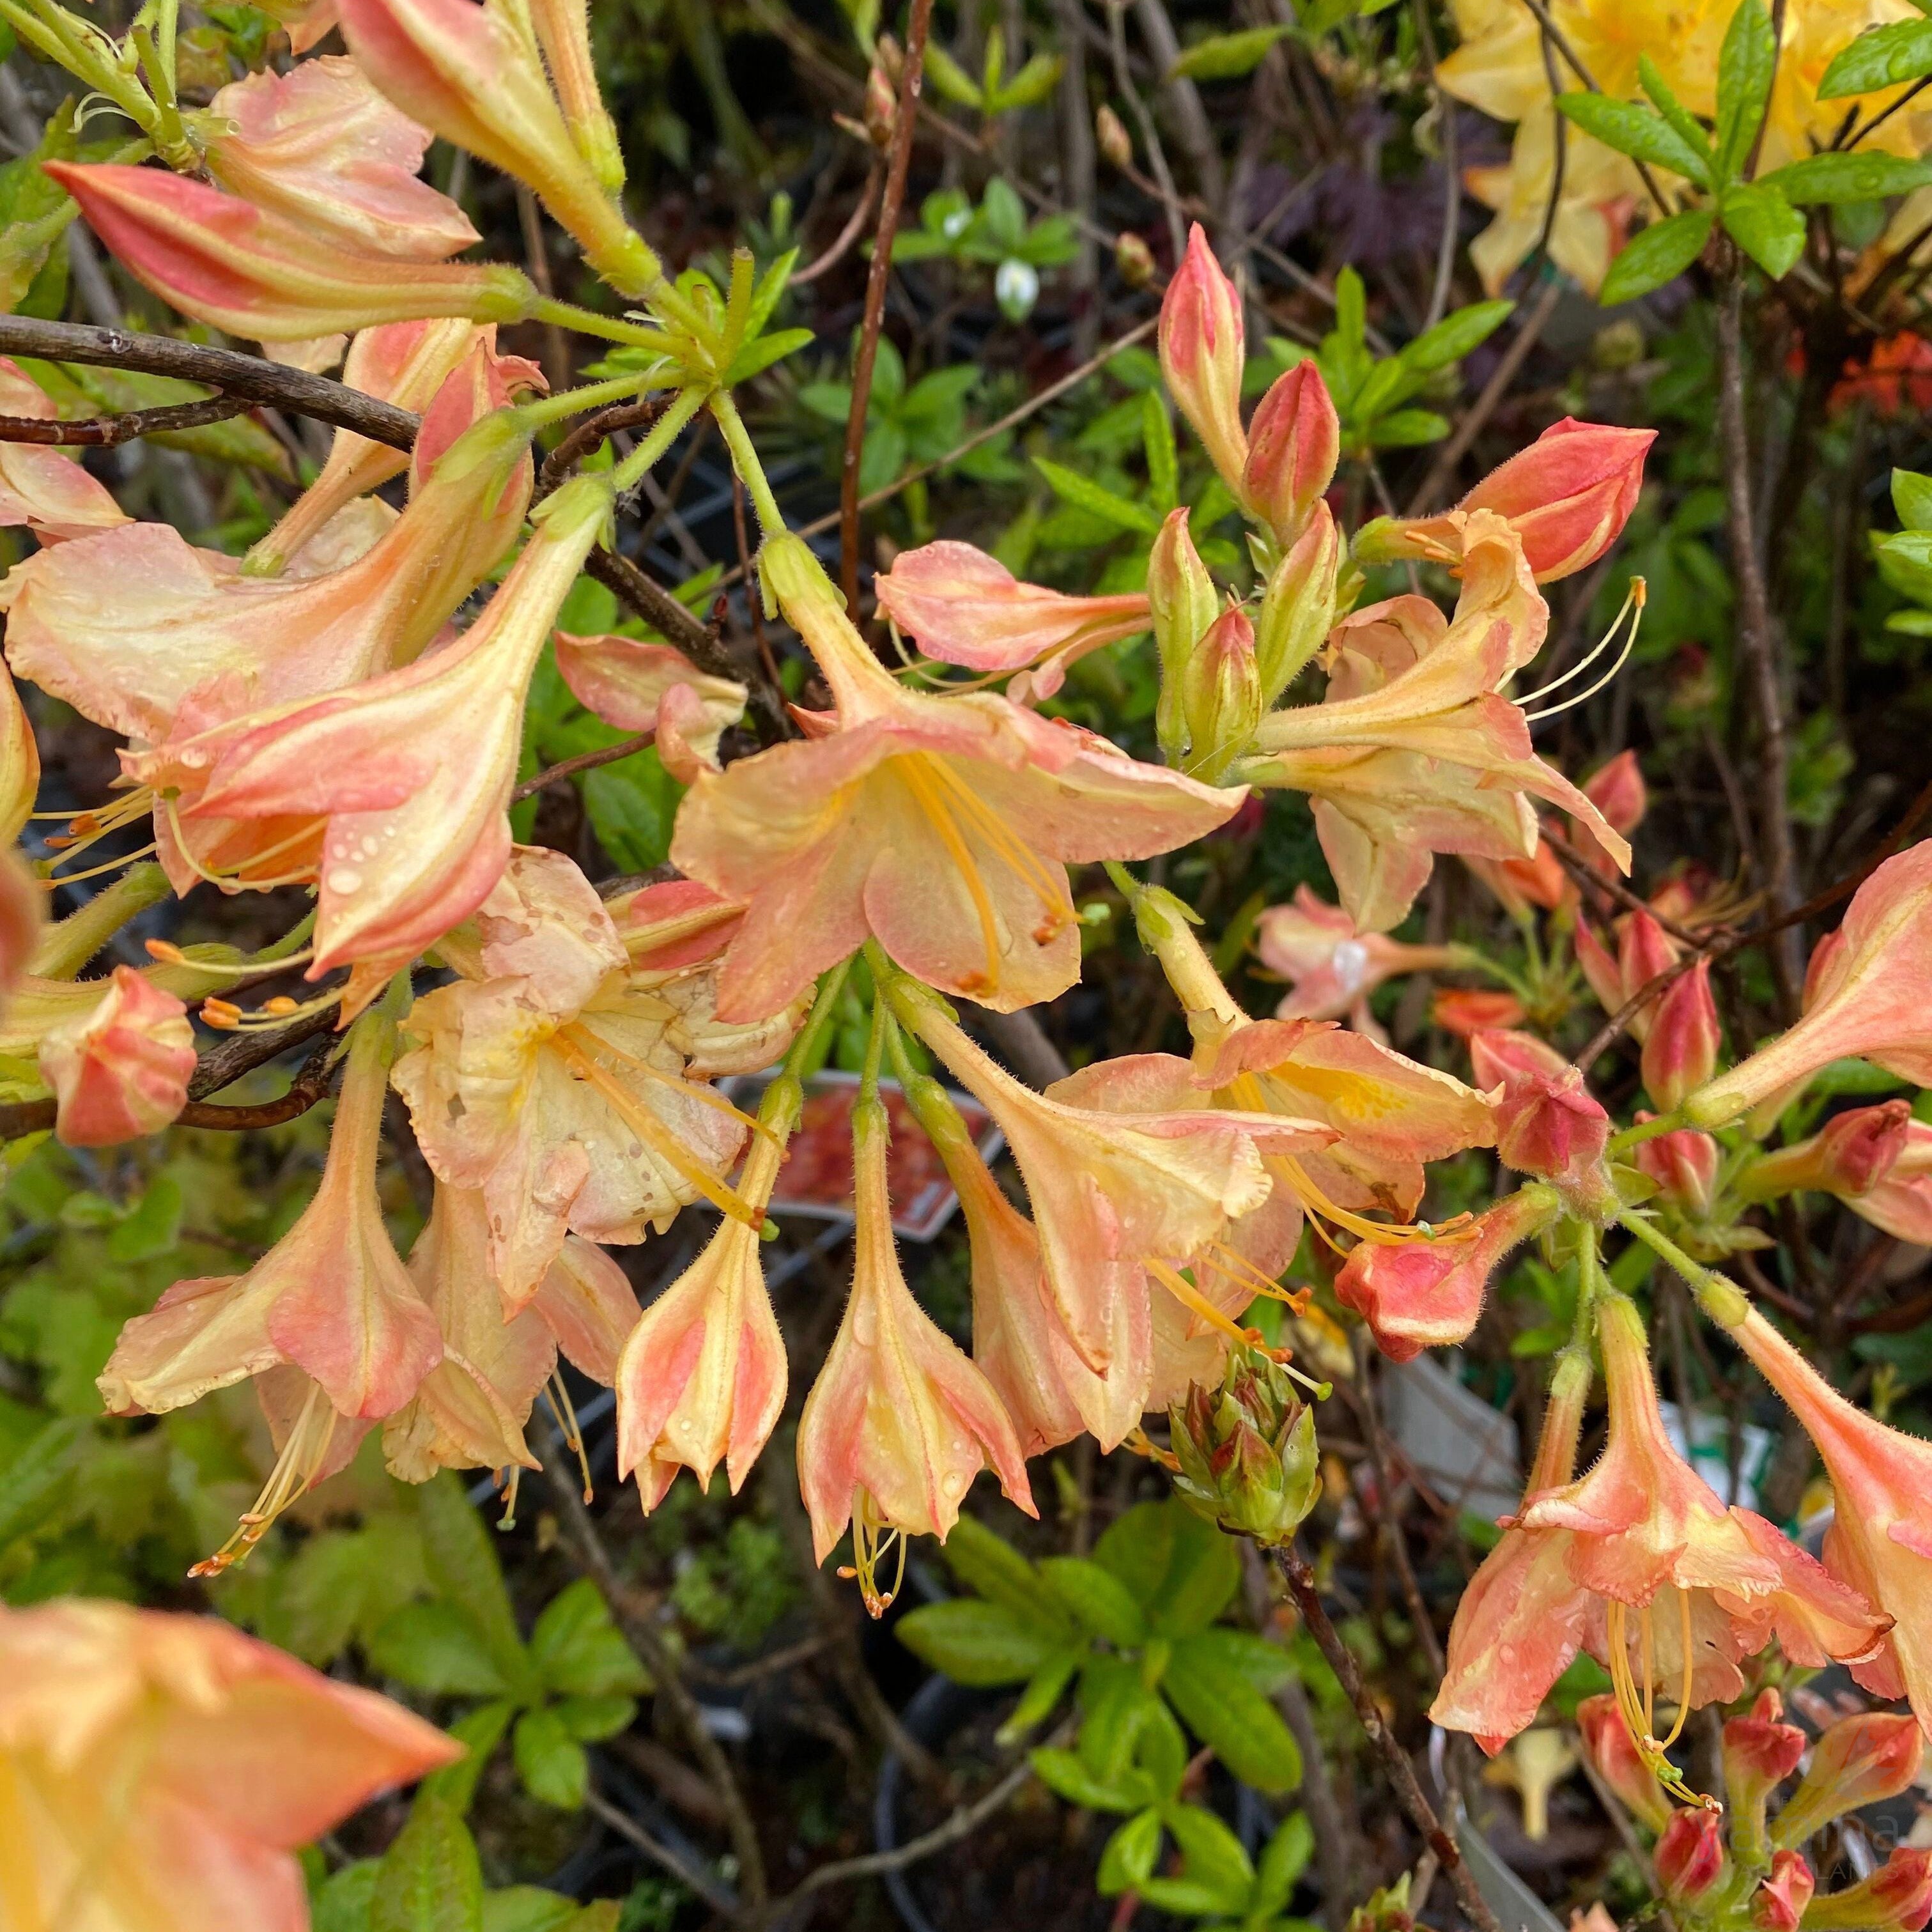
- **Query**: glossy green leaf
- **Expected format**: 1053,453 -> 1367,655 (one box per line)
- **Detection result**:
421,1701 -> 516,1816
1758,151 -> 1932,204
1399,297 -> 1515,373
1598,208 -> 1713,302
1034,457 -> 1162,532
1256,1811 -> 1317,1912
1169,24 -> 1289,79
415,1478 -> 531,1689
1818,15 -> 1932,98
1714,0 -> 1777,182
1097,1808 -> 1164,1893
1894,467 -> 1932,530
1039,1556 -> 1150,1647
1163,1635 -> 1304,1791
897,1598 -> 1066,1685
1720,181 -> 1805,278
1557,93 -> 1712,185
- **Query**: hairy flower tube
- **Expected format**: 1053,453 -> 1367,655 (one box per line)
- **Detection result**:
672,532 -> 1240,1021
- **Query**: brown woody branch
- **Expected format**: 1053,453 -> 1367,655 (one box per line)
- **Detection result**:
0,396 -> 250,446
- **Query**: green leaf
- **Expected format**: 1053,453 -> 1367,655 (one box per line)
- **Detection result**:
1256,1812 -> 1315,1913
1033,457 -> 1161,534
1141,391 -> 1177,513
1894,468 -> 1932,530
897,1598 -> 1065,1684
1366,407 -> 1450,447
580,748 -> 683,876
371,1797 -> 485,1932
1599,208 -> 1714,302
1557,93 -> 1712,186
1165,1800 -> 1256,1910
1714,0 -> 1777,183
723,326 -> 815,386
1758,152 -> 1932,204
1333,265 -> 1366,353
1819,15 -> 1932,98
1720,181 -> 1805,279
1175,1626 -> 1295,1692
1097,1808 -> 1164,1893
366,1602 -> 512,1698
1398,297 -> 1515,373
934,1513 -> 1053,1621
1093,1499 -> 1240,1635
315,1861 -> 382,1932
921,41 -> 984,107
416,1478 -> 531,1689
0,1415 -> 84,1549
1163,1635 -> 1304,1791
529,1579 -> 649,1698
1030,1745 -> 1142,1811
987,50 -> 1063,110
513,1707 -> 589,1809
481,1887 -> 589,1932
996,1651 -> 1081,1742
1169,24 -> 1289,79
1039,1556 -> 1150,1647
1638,54 -> 1717,164
421,1701 -> 516,1816
104,1173 -> 182,1262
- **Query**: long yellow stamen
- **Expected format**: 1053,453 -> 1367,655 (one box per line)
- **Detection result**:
897,757 -> 1003,993
38,842 -> 158,886
541,1369 -> 593,1505
837,1490 -> 908,1617
1606,1592 -> 1721,1811
1146,1256 -> 1276,1353
923,757 -> 1076,934
554,1035 -> 763,1229
189,1382 -> 338,1577
157,793 -> 323,892
572,1026 -> 775,1140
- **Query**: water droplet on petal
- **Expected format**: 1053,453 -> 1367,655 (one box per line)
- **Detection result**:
327,867 -> 362,895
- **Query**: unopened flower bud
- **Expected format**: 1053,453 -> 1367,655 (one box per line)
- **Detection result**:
1169,1341 -> 1321,1546
1641,960 -> 1719,1111
1242,360 -> 1340,545
864,51 -> 897,146
1773,1711 -> 1924,1850
529,0 -> 626,192
38,968 -> 197,1147
1741,1100 -> 1913,1209
1148,506 -> 1217,765
1657,1806 -> 1727,1905
1180,604 -> 1262,784
1576,1694 -> 1672,1832
1096,103 -> 1133,171
1804,1848 -> 1932,1932
1633,1117 -> 1720,1216
1756,1850 -> 1816,1932
1584,750 -> 1648,837
1159,224 -> 1248,495
1618,909 -> 1680,1044
1253,502 -> 1339,706
1476,1030 -> 1615,1218
1115,229 -> 1155,288
1724,1688 -> 1807,1866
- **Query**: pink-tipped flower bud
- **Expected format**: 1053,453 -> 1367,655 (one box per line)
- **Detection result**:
1180,604 -> 1262,784
1741,1100 -> 1913,1209
1773,1711 -> 1925,1850
38,968 -> 197,1147
1475,1030 -> 1615,1218
1159,224 -> 1248,495
1756,1850 -> 1817,1932
1148,506 -> 1217,766
1657,1806 -> 1728,1905
1618,910 -> 1681,1044
1634,1118 -> 1721,1216
1642,959 -> 1720,1111
1724,1688 -> 1809,1865
1334,1184 -> 1559,1361
1458,421 -> 1655,582
1575,1694 -> 1673,1832
1804,1848 -> 1932,1932
1242,360 -> 1340,546
1115,230 -> 1156,288
1575,919 -> 1624,1023
1254,502 -> 1339,706
1096,104 -> 1133,171
1584,750 -> 1648,838
1433,988 -> 1526,1037
863,49 -> 897,146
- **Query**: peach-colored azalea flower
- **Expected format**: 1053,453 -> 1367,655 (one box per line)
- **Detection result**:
1775,1710 -> 1924,1848
796,1094 -> 1035,1605
205,56 -> 479,261
1245,514 -> 1630,932
1334,1184 -> 1559,1361
615,1110 -> 790,1509
38,964 -> 197,1147
1740,1100 -> 1912,1217
673,534 -> 1240,1022
393,850 -> 803,1308
1634,1118 -> 1721,1216
1255,883 -> 1461,1029
0,847 -> 42,1005
338,0 -> 658,297
552,628 -> 746,780
130,473 -> 613,1019
1808,1850 -> 1932,1932
1720,1306 -> 1932,1738
0,357 -> 128,543
1688,840 -> 1932,1125
1360,419 -> 1653,583
248,320 -> 543,575
899,990 -> 1335,1413
872,540 -> 1151,696
97,1009 -> 437,1425
0,1596 -> 458,1932
49,161 -> 534,341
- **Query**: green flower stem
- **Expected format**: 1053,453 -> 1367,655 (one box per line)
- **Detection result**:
778,957 -> 854,1093
1616,1209 -> 1750,1328
527,294 -> 677,350
609,386 -> 707,495
709,388 -> 787,539
858,972 -> 895,1111
516,372 -> 657,431
1607,1109 -> 1688,1157
1571,1224 -> 1604,1349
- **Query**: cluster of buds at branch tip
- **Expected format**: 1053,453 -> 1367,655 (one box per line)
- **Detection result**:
1168,1338 -> 1322,1545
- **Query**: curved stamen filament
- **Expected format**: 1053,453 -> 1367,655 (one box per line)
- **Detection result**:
541,1370 -> 593,1505
201,988 -> 342,1032
1605,1593 -> 1720,1812
39,841 -> 158,886
554,1034 -> 763,1230
189,1382 -> 338,1577
1516,578 -> 1644,707
1523,579 -> 1646,723
1147,1256 -> 1279,1356
571,1026 -> 774,1141
897,757 -> 1004,992
924,757 -> 1076,933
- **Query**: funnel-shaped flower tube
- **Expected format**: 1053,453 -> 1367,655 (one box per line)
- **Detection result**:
1687,841 -> 1932,1125
615,1092 -> 791,1509
1774,1710 -> 1924,1850
1575,1694 -> 1672,1831
529,0 -> 625,192
0,357 -> 127,543
248,320 -> 542,576
1244,514 -> 1629,932
38,965 -> 196,1147
552,628 -> 746,779
1159,225 -> 1248,495
97,1009 -> 439,1425
131,474 -> 614,1019
338,0 -> 661,297
1805,1850 -> 1932,1932
47,162 -> 534,341
872,540 -> 1151,695
672,534 -> 1241,1021
1357,419 -> 1655,583
1719,1306 -> 1932,1738
1738,1101 -> 1912,1212
0,1597 -> 459,1931
203,56 -> 479,260
796,1097 -> 1035,1597
1756,1851 -> 1816,1932
0,657 -> 37,848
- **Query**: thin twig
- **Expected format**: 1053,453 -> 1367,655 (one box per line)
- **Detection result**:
1272,1544 -> 1506,1932
0,396 -> 250,446
840,0 -> 934,615
537,395 -> 670,497
583,1788 -> 743,1920
792,164 -> 883,286
513,730 -> 658,801
1414,0 -> 1460,330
